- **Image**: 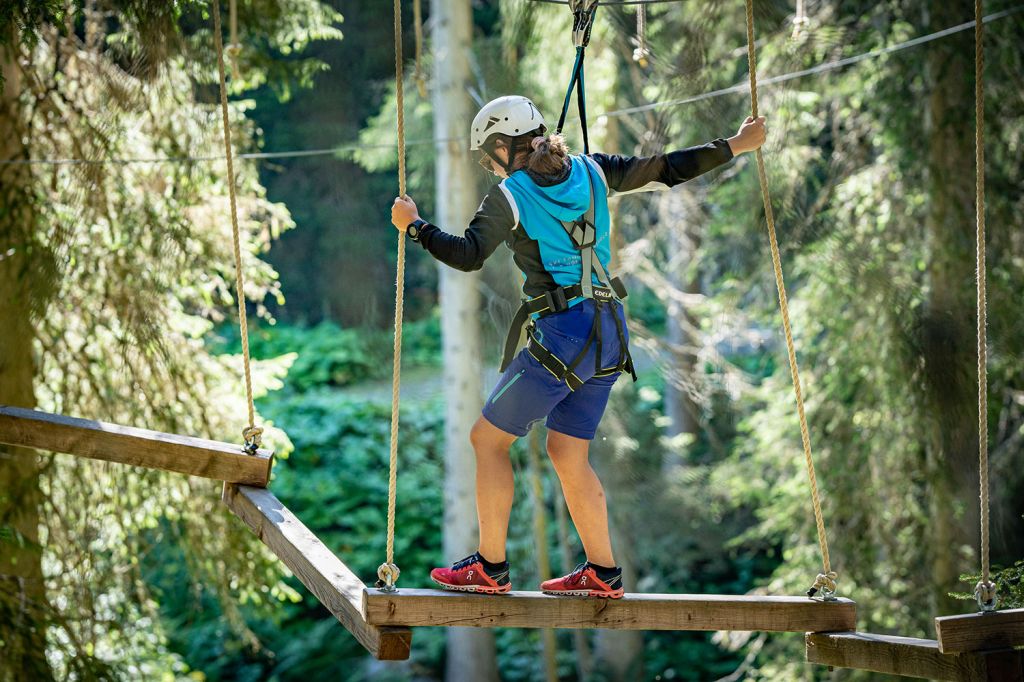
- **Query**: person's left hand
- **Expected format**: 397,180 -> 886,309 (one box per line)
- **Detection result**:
391,195 -> 419,232
728,116 -> 767,155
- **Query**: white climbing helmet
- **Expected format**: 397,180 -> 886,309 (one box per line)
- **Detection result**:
470,95 -> 546,151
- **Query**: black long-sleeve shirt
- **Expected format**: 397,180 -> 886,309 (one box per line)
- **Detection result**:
414,139 -> 734,297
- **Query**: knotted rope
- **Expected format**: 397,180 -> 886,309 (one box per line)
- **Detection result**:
973,0 -> 995,613
633,3 -> 650,66
213,0 -> 262,454
377,0 -> 408,593
744,0 -> 834,599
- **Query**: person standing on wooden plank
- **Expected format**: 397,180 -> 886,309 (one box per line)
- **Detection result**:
390,95 -> 765,598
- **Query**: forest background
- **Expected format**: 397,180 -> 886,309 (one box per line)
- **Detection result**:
0,0 -> 1022,680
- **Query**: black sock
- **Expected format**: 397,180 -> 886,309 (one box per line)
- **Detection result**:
477,553 -> 508,572
587,562 -> 621,581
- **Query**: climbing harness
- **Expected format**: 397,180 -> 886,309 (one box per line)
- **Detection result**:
556,0 -> 599,153
500,161 -> 636,390
496,0 -> 634,391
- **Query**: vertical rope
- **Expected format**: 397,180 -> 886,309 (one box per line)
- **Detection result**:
973,0 -> 995,612
377,0 -> 407,592
212,0 -> 261,453
633,4 -> 650,66
744,0 -> 834,597
792,0 -> 808,39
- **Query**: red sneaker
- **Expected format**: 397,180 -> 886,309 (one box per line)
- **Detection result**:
430,553 -> 512,594
541,563 -> 624,599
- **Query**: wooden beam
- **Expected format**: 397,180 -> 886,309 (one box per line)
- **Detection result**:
0,405 -> 272,486
363,588 -> 856,632
936,608 -> 1024,653
806,631 -> 1023,681
222,484 -> 412,660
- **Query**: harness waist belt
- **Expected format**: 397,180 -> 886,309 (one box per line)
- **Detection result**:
500,278 -> 626,372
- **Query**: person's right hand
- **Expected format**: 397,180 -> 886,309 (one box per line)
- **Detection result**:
728,116 -> 767,155
391,195 -> 419,232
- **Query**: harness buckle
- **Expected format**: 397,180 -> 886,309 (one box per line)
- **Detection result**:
570,220 -> 596,250
543,287 -> 569,313
609,276 -> 628,300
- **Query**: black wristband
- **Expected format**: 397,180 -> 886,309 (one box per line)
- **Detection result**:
407,219 -> 427,242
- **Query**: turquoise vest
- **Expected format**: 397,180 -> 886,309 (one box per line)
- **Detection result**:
501,155 -> 612,299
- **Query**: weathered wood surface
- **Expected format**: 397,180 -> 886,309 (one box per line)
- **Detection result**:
0,405 -> 272,486
936,608 -> 1024,654
363,589 -> 856,632
807,631 -> 1023,681
222,484 -> 412,660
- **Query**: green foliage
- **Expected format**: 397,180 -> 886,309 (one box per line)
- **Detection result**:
211,315 -> 442,391
146,386 -> 449,680
953,558 -> 1024,610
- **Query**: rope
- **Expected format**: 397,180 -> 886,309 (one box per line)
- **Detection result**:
744,0 -> 835,599
792,0 -> 808,39
633,3 -> 650,66
10,6 -> 1022,167
973,0 -> 996,613
212,0 -> 262,455
377,0 -> 407,593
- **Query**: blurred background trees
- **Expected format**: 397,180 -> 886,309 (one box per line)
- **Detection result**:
1,0 -> 1021,680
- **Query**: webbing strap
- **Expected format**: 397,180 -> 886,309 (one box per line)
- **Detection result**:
559,160 -> 604,300
557,0 -> 597,154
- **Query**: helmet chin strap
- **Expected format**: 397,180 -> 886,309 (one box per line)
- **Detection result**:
486,126 -> 547,174
484,135 -> 520,174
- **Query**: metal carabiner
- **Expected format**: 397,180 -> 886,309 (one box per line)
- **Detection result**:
568,0 -> 599,48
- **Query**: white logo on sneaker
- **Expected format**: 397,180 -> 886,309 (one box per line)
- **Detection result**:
467,570 -> 474,580
581,576 -> 588,585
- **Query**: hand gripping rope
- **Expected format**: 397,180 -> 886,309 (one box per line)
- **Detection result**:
744,0 -> 836,600
556,0 -> 599,154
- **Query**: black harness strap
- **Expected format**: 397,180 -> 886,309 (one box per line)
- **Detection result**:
500,281 -> 617,372
556,1 -> 598,154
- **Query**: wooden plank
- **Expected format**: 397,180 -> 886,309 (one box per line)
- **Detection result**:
222,484 -> 412,660
936,608 -> 1024,653
0,405 -> 272,486
363,588 -> 856,632
806,631 -> 1023,682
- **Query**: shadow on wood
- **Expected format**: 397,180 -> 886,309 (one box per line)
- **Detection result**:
936,608 -> 1024,653
364,588 -> 856,632
222,484 -> 412,660
807,631 -> 1023,681
0,405 -> 273,486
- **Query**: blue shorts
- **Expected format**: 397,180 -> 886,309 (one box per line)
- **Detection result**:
482,299 -> 629,441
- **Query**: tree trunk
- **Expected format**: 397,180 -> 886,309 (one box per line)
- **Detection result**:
661,186 -> 703,470
592,186 -> 644,682
0,38 -> 51,681
527,428 -> 559,682
921,0 -> 980,618
430,1 -> 499,680
555,492 -> 593,681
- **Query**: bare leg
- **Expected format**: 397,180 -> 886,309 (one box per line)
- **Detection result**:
546,429 -> 616,567
470,416 -> 518,563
